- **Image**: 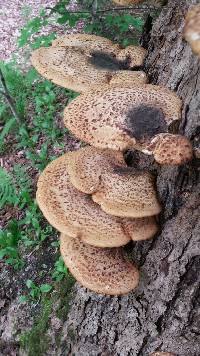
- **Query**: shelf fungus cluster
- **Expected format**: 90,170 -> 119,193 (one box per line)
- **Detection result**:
32,34 -> 193,295
112,0 -> 144,5
31,34 -> 147,92
184,4 -> 200,57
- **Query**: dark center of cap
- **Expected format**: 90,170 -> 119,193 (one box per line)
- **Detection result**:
89,51 -> 130,71
124,105 -> 168,142
112,165 -> 143,176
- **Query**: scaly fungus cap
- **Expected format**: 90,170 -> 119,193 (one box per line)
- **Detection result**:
66,146 -> 161,218
116,45 -> 147,68
65,146 -> 126,194
64,84 -> 182,151
52,33 -> 120,52
146,133 -> 193,165
123,216 -> 158,241
31,34 -> 147,92
183,4 -> 200,57
150,353 -> 176,356
60,233 -> 139,295
110,70 -> 148,85
112,0 -> 143,4
52,34 -> 146,67
36,154 -> 158,247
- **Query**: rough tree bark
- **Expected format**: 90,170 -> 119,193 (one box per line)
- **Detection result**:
59,1 -> 200,355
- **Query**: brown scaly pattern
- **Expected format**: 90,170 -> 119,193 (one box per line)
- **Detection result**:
52,33 -> 120,51
31,34 -> 147,92
183,4 -> 200,57
64,84 -> 182,150
112,0 -> 144,5
36,154 -> 158,248
66,146 -> 161,218
60,233 -> 139,295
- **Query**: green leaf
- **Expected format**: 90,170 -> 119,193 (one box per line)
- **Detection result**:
26,279 -> 35,289
25,68 -> 39,84
19,295 -> 28,303
0,167 -> 18,208
0,117 -> 16,142
40,284 -> 52,293
0,248 -> 8,259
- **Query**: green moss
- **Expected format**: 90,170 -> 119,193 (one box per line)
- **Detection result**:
19,274 -> 75,355
56,274 -> 75,321
55,274 -> 76,348
20,298 -> 52,356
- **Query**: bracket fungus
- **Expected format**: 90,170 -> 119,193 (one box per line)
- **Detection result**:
66,146 -> 161,218
60,233 -> 139,295
52,33 -> 120,52
64,84 -> 193,165
112,0 -> 143,4
146,133 -> 193,165
109,70 -> 148,85
183,4 -> 200,57
150,353 -> 176,356
36,154 -> 158,248
31,34 -> 147,92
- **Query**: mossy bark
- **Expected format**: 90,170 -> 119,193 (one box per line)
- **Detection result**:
59,1 -> 200,355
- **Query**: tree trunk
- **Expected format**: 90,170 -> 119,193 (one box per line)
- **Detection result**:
59,1 -> 200,355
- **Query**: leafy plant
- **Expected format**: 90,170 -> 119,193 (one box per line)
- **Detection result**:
0,164 -> 33,209
17,0 -> 145,50
52,256 -> 68,282
18,10 -> 49,48
0,167 -> 19,208
0,220 -> 23,268
23,279 -> 53,300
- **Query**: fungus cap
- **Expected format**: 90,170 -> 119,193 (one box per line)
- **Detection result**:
65,146 -> 126,194
183,4 -> 200,56
112,0 -> 143,4
60,233 -> 139,295
66,146 -> 161,218
64,84 -> 182,151
147,133 -> 193,165
31,46 -> 117,92
52,33 -> 120,52
36,154 -> 158,247
150,353 -> 176,356
116,45 -> 147,68
31,34 -> 147,92
110,71 -> 148,85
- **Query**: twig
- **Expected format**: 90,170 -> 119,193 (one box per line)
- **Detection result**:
46,5 -> 157,15
0,69 -> 22,123
91,0 -> 98,17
